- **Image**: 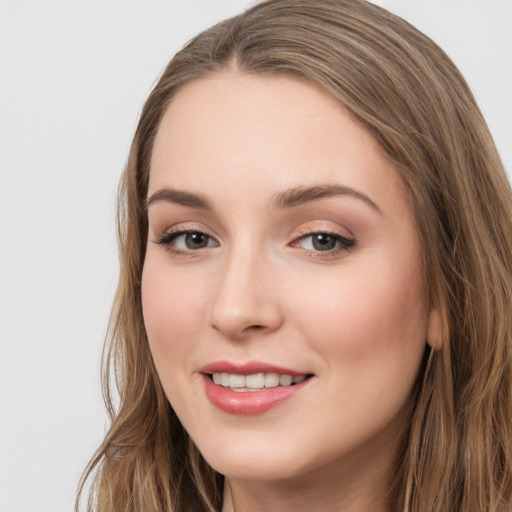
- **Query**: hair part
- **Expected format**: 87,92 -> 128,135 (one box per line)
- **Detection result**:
77,1 -> 512,510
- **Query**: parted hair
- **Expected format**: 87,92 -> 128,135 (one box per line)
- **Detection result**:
77,1 -> 512,511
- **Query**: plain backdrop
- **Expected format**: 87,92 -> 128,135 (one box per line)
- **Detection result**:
0,1 -> 510,511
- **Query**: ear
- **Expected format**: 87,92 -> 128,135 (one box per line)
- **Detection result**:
426,308 -> 443,350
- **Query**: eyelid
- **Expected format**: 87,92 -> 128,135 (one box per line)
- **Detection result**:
151,222 -> 356,260
290,226 -> 356,260
295,224 -> 354,239
152,223 -> 219,256
152,221 -> 218,240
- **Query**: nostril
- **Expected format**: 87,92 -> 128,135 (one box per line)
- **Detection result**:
246,324 -> 264,331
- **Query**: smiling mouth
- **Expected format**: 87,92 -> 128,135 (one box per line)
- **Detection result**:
208,372 -> 312,392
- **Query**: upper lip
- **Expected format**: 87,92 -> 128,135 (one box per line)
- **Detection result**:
199,360 -> 309,376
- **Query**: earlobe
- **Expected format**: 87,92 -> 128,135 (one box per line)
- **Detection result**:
426,309 -> 443,350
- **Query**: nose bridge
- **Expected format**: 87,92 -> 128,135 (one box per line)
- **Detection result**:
208,239 -> 281,338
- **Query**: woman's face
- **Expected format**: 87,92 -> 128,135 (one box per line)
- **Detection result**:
142,73 -> 433,482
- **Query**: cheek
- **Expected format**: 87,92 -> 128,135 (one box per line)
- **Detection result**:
141,256 -> 207,362
291,254 -> 428,370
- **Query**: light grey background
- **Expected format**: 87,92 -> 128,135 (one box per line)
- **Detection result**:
0,1 -> 510,511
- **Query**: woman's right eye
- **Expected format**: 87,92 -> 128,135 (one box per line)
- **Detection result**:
153,230 -> 218,254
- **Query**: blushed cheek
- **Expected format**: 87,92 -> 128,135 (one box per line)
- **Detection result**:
141,261 -> 204,357
293,264 -> 428,364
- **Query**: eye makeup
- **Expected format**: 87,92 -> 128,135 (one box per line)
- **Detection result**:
152,224 -> 356,261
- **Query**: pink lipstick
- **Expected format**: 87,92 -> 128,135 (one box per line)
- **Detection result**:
200,361 -> 312,415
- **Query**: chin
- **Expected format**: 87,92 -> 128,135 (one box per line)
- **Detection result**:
208,456 -> 307,481
194,432 -> 329,482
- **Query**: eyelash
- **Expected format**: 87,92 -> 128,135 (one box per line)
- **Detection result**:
153,230 -> 218,256
152,228 -> 355,259
292,229 -> 355,259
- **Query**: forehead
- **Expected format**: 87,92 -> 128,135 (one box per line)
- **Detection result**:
149,72 -> 411,219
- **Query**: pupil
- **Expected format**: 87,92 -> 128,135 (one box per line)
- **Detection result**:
186,232 -> 207,249
312,234 -> 336,251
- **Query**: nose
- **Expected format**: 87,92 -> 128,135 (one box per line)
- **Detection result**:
208,249 -> 283,339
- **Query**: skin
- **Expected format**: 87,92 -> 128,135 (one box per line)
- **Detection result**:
142,72 -> 439,512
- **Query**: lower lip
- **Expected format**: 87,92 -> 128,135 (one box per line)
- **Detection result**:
203,375 -> 310,415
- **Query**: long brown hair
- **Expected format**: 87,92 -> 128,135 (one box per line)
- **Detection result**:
77,1 -> 512,510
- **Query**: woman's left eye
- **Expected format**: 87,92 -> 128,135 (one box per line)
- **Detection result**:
293,232 -> 355,256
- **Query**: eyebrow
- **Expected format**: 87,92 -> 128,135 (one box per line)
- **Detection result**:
272,184 -> 381,213
145,188 -> 213,211
145,184 -> 380,213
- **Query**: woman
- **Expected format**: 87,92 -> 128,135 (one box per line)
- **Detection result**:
77,0 -> 512,511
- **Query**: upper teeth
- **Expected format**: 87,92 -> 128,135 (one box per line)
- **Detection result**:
212,372 -> 306,390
